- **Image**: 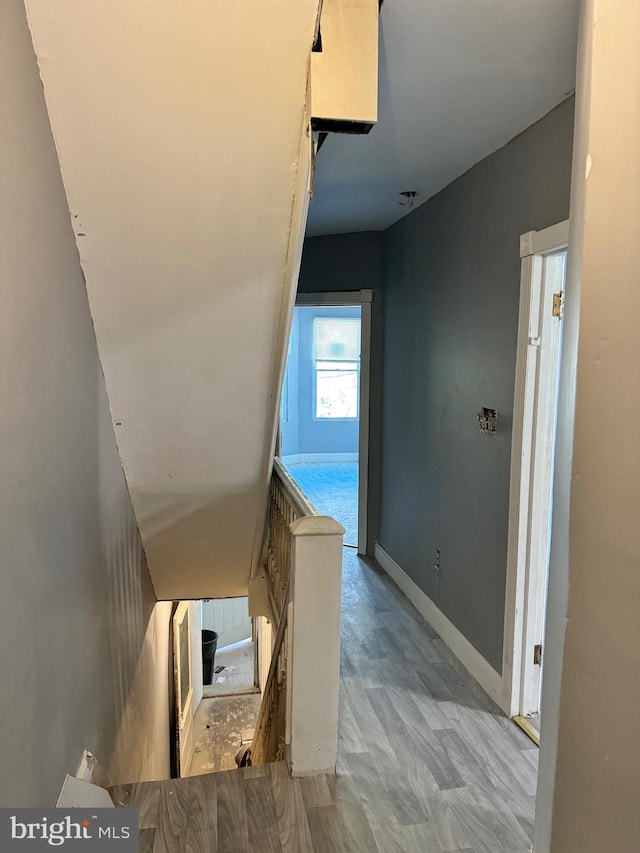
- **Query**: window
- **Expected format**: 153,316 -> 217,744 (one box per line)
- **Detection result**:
313,317 -> 360,419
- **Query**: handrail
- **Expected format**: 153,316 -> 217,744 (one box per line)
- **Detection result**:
253,460 -> 316,766
251,586 -> 289,765
272,457 -> 318,519
252,459 -> 344,772
264,459 -> 318,621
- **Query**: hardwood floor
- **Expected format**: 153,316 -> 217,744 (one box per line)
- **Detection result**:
111,549 -> 538,851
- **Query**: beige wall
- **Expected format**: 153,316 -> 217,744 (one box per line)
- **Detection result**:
543,1 -> 640,849
24,0 -> 320,601
0,0 -> 170,804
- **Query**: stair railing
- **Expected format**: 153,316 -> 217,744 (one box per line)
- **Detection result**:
251,584 -> 289,765
252,458 -> 344,775
264,457 -> 317,622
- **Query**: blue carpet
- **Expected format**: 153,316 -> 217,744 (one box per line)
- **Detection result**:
285,462 -> 358,547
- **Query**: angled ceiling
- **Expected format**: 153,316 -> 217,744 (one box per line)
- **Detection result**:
25,0 -> 320,599
307,0 -> 580,236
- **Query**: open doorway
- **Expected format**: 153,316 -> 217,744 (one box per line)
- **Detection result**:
201,596 -> 257,697
504,220 -> 569,745
171,596 -> 260,778
280,290 -> 372,552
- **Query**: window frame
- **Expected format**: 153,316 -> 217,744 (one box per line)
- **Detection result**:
311,316 -> 361,421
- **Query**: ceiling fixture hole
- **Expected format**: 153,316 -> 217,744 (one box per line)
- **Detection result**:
399,191 -> 419,207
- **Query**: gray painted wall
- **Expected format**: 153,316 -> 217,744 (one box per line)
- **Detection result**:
0,1 -> 171,805
298,232 -> 383,552
298,231 -> 382,294
379,98 -> 575,671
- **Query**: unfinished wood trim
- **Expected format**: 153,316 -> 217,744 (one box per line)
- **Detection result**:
513,715 -> 541,747
310,0 -> 378,126
253,585 -> 289,749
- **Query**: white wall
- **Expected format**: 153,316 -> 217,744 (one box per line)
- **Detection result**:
0,0 -> 170,804
202,598 -> 252,649
189,601 -> 204,713
24,0 -> 320,601
108,602 -> 173,786
538,1 -> 640,850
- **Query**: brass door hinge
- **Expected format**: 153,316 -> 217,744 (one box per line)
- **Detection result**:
552,292 -> 564,318
533,644 -> 543,666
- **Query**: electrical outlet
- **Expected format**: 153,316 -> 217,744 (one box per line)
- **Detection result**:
435,548 -> 441,576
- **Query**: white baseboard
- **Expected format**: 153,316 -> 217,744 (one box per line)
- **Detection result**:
57,775 -> 115,808
56,750 -> 114,806
374,543 -> 505,710
282,453 -> 358,465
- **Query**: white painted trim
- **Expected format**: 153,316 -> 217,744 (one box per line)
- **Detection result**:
503,253 -> 542,717
292,289 -> 372,555
358,298 -> 372,556
520,254 -> 565,717
57,776 -> 115,808
504,223 -> 568,719
74,749 -> 96,783
288,517 -> 343,775
374,543 -> 505,709
520,220 -> 569,258
282,452 -> 358,464
174,601 -> 196,776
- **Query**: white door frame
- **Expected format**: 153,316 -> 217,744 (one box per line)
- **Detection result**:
503,220 -> 569,719
294,289 -> 372,555
173,601 -> 196,776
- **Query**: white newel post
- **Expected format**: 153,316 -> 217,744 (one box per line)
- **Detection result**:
286,515 -> 344,776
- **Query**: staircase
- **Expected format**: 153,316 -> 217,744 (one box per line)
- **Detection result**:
109,761 -> 321,852
24,0 -> 379,602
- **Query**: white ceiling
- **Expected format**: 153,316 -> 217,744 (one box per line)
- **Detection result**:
25,0 -> 319,599
307,0 -> 580,236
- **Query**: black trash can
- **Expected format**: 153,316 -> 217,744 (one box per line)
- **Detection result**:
202,630 -> 218,685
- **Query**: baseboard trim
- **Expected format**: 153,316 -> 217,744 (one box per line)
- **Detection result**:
57,775 -> 115,808
374,542 -> 505,709
282,453 -> 358,465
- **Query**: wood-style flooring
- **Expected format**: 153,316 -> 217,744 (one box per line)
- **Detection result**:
111,549 -> 538,851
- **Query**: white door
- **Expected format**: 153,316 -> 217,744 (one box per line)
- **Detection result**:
173,602 -> 196,775
521,249 -> 567,716
202,597 -> 252,649
505,221 -> 569,725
